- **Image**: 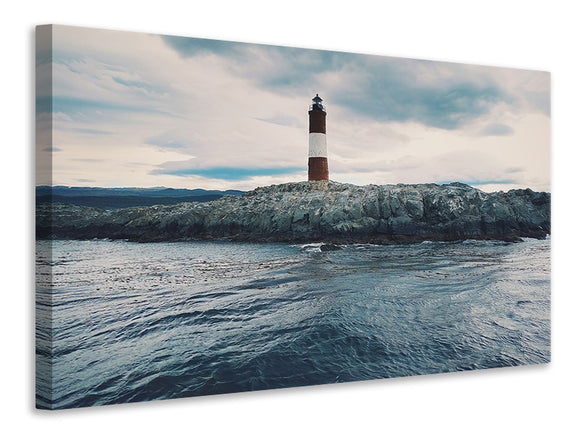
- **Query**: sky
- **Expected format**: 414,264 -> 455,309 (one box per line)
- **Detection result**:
36,25 -> 551,192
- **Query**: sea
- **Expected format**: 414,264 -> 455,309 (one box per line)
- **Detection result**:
35,237 -> 551,409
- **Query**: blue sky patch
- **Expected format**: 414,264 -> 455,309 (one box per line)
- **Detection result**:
155,166 -> 304,181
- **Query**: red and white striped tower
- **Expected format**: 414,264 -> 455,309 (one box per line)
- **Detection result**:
308,94 -> 329,181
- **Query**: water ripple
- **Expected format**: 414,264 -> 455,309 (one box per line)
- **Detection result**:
36,238 -> 550,409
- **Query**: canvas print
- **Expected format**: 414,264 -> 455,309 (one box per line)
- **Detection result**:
35,25 -> 551,410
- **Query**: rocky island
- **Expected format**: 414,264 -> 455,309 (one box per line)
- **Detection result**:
36,181 -> 551,244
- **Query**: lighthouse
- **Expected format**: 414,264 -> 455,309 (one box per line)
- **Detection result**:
308,94 -> 329,181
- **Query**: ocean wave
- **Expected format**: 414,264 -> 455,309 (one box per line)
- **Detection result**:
36,238 -> 551,409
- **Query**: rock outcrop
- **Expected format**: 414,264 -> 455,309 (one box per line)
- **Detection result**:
36,181 -> 551,243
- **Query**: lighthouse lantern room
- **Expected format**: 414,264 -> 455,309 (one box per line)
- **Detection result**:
308,94 -> 329,181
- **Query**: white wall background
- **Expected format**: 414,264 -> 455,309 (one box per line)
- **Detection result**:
2,1 -> 578,433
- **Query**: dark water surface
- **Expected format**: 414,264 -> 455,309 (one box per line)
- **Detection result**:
36,238 -> 550,409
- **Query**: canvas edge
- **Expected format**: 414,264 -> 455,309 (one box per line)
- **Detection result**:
35,23 -> 54,410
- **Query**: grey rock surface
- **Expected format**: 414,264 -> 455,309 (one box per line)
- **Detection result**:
36,181 -> 551,243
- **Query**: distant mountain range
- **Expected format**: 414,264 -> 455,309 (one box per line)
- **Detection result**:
36,186 -> 245,209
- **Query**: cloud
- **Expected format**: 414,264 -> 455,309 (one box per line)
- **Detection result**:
479,123 -> 514,136
523,88 -> 551,115
161,37 -> 516,130
43,25 -> 550,192
111,76 -> 158,92
145,134 -> 191,149
69,128 -> 114,135
72,158 -> 108,162
255,115 -> 301,127
162,35 -> 242,58
47,96 -> 171,120
327,61 -> 511,130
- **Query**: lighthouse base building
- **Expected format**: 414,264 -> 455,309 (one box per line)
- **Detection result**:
308,94 -> 329,181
